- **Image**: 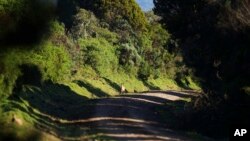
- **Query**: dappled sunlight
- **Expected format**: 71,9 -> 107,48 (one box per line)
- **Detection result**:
25,108 -> 184,140
141,93 -> 182,101
89,133 -> 183,141
85,104 -> 146,110
169,90 -> 200,96
111,97 -> 164,105
139,90 -> 199,100
7,87 -> 203,140
66,117 -> 158,124
1,0 -> 243,139
103,122 -> 146,127
30,111 -> 159,125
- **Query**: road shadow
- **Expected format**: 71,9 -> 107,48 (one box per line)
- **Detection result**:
9,82 -> 89,119
74,80 -> 109,98
175,78 -> 191,90
13,64 -> 42,93
78,94 -> 194,140
4,81 -> 96,139
5,88 -> 209,140
141,81 -> 161,90
102,77 -> 120,92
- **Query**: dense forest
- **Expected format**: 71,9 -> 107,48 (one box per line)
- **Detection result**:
0,0 -> 249,140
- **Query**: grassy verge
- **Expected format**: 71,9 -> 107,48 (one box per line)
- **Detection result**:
68,66 -> 189,98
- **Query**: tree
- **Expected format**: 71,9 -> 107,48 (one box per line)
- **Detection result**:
77,0 -> 148,32
154,0 -> 250,137
71,9 -> 98,39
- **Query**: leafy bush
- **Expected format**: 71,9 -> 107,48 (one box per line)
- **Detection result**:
138,61 -> 151,81
118,43 -> 142,67
78,38 -> 118,75
0,41 -> 72,98
70,9 -> 99,39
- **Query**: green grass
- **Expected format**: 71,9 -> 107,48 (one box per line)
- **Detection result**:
148,76 -> 180,90
0,40 -> 72,97
66,82 -> 94,98
185,76 -> 201,90
66,66 -> 201,99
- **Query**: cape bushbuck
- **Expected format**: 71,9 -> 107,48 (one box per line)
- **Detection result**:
120,84 -> 126,94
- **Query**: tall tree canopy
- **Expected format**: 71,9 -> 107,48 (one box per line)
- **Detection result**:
78,0 -> 148,32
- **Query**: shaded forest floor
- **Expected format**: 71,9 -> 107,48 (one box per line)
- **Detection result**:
0,82 -> 212,141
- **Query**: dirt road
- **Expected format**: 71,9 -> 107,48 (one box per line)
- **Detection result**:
20,89 -> 209,140
80,91 -> 196,140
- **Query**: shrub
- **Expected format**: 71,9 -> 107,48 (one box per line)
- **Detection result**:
0,41 -> 72,98
78,38 -> 118,75
138,61 -> 151,81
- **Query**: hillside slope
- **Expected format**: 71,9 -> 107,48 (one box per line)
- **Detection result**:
0,0 -> 201,140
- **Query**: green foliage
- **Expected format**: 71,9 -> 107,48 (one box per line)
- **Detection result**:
78,0 -> 148,32
148,22 -> 170,49
92,26 -> 118,43
70,9 -> 118,43
66,2 -> 192,91
71,9 -> 99,39
34,43 -> 72,82
0,1 -> 200,139
136,33 -> 153,54
78,38 -> 118,75
0,0 -> 198,100
0,3 -> 205,141
118,43 -> 142,67
138,61 -> 151,81
0,40 -> 72,98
